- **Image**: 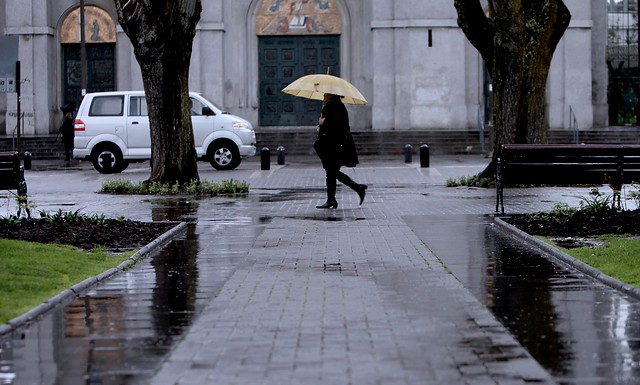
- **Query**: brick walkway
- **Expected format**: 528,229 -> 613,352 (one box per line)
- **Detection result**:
8,155 -> 598,384
145,156 -> 573,385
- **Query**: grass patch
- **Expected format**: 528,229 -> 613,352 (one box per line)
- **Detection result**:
101,178 -> 249,196
445,175 -> 491,188
0,239 -> 131,323
544,235 -> 640,287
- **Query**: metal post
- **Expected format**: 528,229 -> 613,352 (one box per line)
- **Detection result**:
420,144 -> 429,168
16,61 -> 21,157
261,147 -> 270,170
101,153 -> 113,173
80,0 -> 87,97
23,152 -> 31,170
277,146 -> 285,165
404,144 -> 412,163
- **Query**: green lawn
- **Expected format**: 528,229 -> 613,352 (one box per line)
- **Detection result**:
545,235 -> 640,288
0,239 -> 130,324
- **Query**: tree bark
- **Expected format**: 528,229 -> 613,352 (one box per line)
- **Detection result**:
454,0 -> 571,176
114,0 -> 202,185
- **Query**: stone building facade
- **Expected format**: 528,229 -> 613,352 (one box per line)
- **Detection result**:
0,0 -> 608,137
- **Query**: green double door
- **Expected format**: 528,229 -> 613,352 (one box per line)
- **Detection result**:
259,35 -> 340,126
62,44 -> 115,108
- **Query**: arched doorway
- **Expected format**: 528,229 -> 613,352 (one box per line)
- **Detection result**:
60,6 -> 116,108
256,0 -> 342,126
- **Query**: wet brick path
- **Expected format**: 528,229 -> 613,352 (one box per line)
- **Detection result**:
0,156 -> 610,384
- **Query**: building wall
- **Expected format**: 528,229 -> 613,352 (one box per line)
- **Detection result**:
0,2 -> 6,134
1,0 -> 607,136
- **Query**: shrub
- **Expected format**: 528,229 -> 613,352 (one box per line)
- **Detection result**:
101,178 -> 249,196
446,175 -> 491,188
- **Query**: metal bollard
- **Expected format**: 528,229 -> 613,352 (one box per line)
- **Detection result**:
23,152 -> 32,170
260,147 -> 270,170
101,153 -> 113,173
420,144 -> 429,168
277,145 -> 285,165
404,144 -> 413,163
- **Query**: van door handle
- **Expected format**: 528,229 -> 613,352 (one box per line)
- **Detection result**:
131,121 -> 139,125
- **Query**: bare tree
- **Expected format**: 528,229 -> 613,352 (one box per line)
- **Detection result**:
454,0 -> 571,175
114,0 -> 202,184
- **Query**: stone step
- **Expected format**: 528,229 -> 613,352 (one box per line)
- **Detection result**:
1,128 -> 639,161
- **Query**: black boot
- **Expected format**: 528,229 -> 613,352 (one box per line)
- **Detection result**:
316,200 -> 338,209
336,171 -> 367,205
317,172 -> 338,209
355,184 -> 367,205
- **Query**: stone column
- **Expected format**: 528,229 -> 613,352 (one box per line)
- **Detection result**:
371,0 -> 395,130
5,0 -> 55,136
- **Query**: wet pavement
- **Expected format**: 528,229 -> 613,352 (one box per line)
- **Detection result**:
1,155 -> 639,384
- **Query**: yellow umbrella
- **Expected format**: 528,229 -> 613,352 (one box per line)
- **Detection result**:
282,74 -> 367,105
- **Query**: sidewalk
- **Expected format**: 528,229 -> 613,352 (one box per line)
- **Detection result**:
143,155 -> 560,385
7,155 -> 587,384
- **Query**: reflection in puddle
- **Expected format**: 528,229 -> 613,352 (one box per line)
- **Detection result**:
0,235 -> 202,385
404,214 -> 640,385
487,228 -> 640,384
0,198 -> 265,384
484,228 -> 574,375
256,189 -> 323,203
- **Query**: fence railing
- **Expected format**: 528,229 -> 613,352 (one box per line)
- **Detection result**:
570,106 -> 579,144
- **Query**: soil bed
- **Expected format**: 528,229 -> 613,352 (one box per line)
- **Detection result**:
0,219 -> 176,251
502,209 -> 640,237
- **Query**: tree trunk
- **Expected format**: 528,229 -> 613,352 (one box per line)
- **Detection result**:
114,0 -> 201,185
454,0 -> 571,176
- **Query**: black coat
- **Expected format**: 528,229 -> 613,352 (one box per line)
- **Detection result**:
60,116 -> 74,144
314,97 -> 359,169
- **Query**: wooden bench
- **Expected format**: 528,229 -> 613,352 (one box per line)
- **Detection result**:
0,151 -> 27,199
496,144 -> 640,213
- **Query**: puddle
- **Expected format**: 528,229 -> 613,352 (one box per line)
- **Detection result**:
0,207 -> 266,384
257,189 -> 321,203
282,215 -> 365,222
404,214 -> 640,385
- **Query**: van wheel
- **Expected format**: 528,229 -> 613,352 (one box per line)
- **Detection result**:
208,140 -> 241,170
91,144 -> 126,174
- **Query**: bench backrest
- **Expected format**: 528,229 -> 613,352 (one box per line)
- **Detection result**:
0,151 -> 21,190
499,144 -> 640,185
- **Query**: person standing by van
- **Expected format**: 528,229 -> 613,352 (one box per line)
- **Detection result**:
59,103 -> 75,161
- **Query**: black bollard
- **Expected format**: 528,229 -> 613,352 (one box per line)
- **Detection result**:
404,144 -> 413,163
101,153 -> 113,174
277,145 -> 285,165
260,147 -> 270,170
420,144 -> 429,168
23,152 -> 32,170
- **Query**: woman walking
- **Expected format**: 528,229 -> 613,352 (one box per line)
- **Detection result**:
313,93 -> 367,209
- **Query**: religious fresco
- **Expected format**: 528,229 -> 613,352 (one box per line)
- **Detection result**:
60,6 -> 116,44
257,0 -> 341,35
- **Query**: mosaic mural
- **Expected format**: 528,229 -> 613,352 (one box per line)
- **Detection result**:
60,6 -> 116,44
257,0 -> 341,35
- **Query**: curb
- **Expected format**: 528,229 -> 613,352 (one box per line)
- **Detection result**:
0,221 -> 188,337
494,217 -> 640,300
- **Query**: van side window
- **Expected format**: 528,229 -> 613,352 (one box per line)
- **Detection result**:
190,97 -> 206,115
89,96 -> 124,116
129,96 -> 148,116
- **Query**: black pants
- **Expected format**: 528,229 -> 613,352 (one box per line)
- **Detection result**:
324,167 -> 360,201
63,137 -> 73,161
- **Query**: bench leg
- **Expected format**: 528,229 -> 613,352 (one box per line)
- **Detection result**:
16,172 -> 30,218
496,185 -> 504,213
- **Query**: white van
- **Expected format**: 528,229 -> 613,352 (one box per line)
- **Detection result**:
73,91 -> 256,173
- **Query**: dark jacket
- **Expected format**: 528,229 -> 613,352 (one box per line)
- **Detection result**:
314,96 -> 358,169
60,115 -> 74,143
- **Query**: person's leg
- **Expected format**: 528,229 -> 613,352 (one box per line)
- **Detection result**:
336,169 -> 367,205
316,168 -> 338,209
64,141 -> 71,161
